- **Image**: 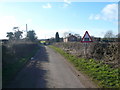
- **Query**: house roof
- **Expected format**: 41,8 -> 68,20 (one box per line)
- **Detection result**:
65,35 -> 77,38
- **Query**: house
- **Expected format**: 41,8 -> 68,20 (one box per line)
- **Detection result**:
91,36 -> 101,42
64,34 -> 77,42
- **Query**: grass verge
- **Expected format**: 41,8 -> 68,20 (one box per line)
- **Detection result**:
49,45 -> 120,88
3,44 -> 39,87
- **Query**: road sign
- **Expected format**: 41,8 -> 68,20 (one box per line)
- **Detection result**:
81,31 -> 93,43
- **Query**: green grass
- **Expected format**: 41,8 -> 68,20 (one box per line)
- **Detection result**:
3,58 -> 27,85
3,44 -> 39,87
49,45 -> 120,88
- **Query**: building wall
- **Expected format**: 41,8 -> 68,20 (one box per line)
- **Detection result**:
63,38 -> 68,42
68,36 -> 77,42
64,35 -> 77,42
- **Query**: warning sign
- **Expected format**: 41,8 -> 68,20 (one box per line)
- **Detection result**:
81,31 -> 93,43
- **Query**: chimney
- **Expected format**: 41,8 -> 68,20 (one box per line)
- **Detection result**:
26,24 -> 28,32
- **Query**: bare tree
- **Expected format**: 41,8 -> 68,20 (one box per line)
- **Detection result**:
104,30 -> 115,41
74,34 -> 81,38
104,30 -> 114,38
63,32 -> 69,38
74,34 -> 81,41
116,33 -> 120,38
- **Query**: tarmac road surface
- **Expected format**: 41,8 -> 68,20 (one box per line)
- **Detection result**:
5,46 -> 96,88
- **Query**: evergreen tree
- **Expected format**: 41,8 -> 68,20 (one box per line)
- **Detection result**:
6,32 -> 14,40
26,30 -> 37,41
14,30 -> 23,40
55,32 -> 60,42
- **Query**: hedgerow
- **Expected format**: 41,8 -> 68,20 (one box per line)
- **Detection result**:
49,45 -> 120,88
2,42 -> 39,87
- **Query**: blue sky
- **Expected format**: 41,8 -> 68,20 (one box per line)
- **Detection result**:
0,1 -> 118,39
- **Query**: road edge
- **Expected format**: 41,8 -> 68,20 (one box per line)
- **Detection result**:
48,46 -> 99,88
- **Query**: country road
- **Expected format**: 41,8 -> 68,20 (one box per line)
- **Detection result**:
6,46 -> 96,88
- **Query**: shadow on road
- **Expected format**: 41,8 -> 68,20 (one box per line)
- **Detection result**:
5,45 -> 49,88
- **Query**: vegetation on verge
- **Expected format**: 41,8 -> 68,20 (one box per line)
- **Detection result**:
2,42 -> 39,87
53,42 -> 119,68
49,45 -> 120,88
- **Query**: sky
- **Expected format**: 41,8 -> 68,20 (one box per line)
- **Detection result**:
0,1 -> 118,39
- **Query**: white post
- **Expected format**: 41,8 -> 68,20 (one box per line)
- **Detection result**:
84,43 -> 88,58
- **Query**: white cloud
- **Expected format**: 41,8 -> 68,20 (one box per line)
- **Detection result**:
64,0 -> 71,4
42,3 -> 52,8
89,14 -> 101,20
63,0 -> 71,8
63,3 -> 69,8
94,14 -> 101,20
102,4 -> 118,20
89,3 -> 118,21
89,14 -> 94,20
